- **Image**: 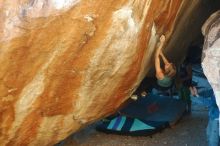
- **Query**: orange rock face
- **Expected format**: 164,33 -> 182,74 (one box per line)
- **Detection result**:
0,0 -> 218,145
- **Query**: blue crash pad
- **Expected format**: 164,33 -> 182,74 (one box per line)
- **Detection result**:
120,94 -> 187,124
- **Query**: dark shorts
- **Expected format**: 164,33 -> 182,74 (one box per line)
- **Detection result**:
133,76 -> 174,95
155,80 -> 174,91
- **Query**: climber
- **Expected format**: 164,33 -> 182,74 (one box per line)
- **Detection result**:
155,35 -> 176,91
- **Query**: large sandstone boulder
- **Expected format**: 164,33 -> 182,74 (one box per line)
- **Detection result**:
202,11 -> 220,111
0,0 -> 218,145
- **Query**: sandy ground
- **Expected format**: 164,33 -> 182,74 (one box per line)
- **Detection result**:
57,103 -> 209,146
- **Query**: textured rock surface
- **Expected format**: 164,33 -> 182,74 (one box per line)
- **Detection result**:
202,10 -> 220,110
0,0 -> 218,145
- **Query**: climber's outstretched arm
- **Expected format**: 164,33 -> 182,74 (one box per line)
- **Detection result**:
155,35 -> 166,79
160,50 -> 170,65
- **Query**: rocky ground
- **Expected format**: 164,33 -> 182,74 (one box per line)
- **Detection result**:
57,99 -> 209,146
